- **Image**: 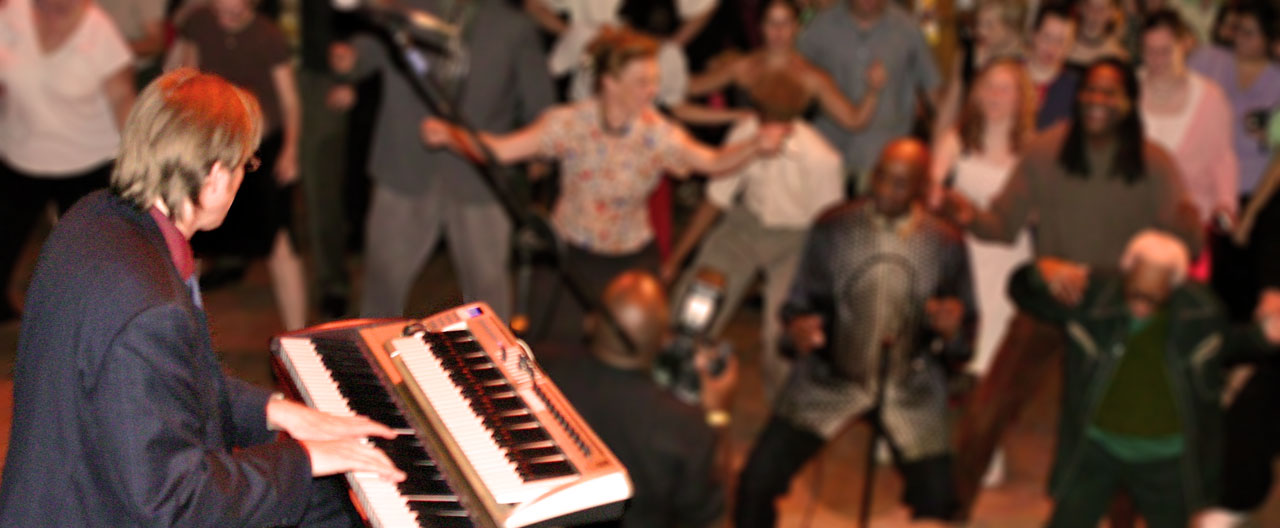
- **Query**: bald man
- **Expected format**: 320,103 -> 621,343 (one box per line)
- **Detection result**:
537,271 -> 736,528
735,139 -> 976,526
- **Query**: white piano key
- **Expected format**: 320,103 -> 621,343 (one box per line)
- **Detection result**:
277,338 -> 422,528
391,338 -> 559,505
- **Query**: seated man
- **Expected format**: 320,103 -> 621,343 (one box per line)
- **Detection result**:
1009,230 -> 1280,528
663,72 -> 845,399
735,139 -> 975,527
538,271 -> 735,528
0,69 -> 404,527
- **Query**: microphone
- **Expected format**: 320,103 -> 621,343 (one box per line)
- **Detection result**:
332,0 -> 459,49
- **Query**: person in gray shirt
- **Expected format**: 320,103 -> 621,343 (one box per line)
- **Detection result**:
330,0 -> 555,320
798,0 -> 942,190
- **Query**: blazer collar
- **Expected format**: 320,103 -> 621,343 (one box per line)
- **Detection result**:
146,206 -> 195,281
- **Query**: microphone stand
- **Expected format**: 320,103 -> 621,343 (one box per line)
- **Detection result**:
373,27 -> 636,353
836,253 -> 918,528
859,335 -> 897,528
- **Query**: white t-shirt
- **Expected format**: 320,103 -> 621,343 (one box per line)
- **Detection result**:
706,118 -> 845,229
1142,73 -> 1202,154
0,0 -> 132,176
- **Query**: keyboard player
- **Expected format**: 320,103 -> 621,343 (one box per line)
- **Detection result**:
538,271 -> 737,528
0,69 -> 404,527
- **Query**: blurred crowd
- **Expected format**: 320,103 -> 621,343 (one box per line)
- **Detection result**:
3,0 -> 1280,526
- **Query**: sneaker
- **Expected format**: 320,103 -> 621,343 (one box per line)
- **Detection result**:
982,448 -> 1007,488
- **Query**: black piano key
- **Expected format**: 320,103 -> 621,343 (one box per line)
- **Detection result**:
407,501 -> 469,523
471,368 -> 504,382
512,446 -> 562,460
450,340 -> 485,354
422,515 -> 478,528
306,345 -> 415,429
522,460 -> 577,480
486,395 -> 522,412
401,474 -> 454,497
421,332 -> 584,484
497,413 -> 537,427
496,427 -> 551,447
305,338 -> 491,526
369,438 -> 456,497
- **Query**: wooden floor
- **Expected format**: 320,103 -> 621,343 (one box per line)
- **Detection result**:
1,241 -> 1278,527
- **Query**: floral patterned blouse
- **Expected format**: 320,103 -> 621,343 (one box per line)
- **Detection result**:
538,100 -> 690,255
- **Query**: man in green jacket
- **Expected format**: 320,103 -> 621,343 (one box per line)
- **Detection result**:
1008,230 -> 1280,528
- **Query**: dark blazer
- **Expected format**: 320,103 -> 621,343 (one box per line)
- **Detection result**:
537,344 -> 723,528
0,191 -> 314,527
1009,263 -> 1274,510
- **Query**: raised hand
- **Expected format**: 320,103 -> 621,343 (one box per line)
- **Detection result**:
865,59 -> 887,92
275,147 -> 299,185
1256,288 -> 1280,344
786,315 -> 826,357
939,188 -> 976,229
329,42 -> 357,74
1037,257 -> 1090,307
420,117 -> 454,148
925,297 -> 965,341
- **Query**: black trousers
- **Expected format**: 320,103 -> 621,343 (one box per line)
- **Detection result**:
299,69 -> 353,301
1221,359 -> 1280,511
527,242 -> 660,344
734,416 -> 957,527
1046,439 -> 1187,528
0,159 -> 112,310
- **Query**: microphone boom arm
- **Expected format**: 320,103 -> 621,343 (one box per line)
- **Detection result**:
372,27 -> 637,353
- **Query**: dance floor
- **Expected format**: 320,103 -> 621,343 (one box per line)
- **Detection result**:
1,241 -> 1278,527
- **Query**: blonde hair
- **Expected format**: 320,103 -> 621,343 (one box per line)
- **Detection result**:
110,68 -> 263,221
1120,230 -> 1190,285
